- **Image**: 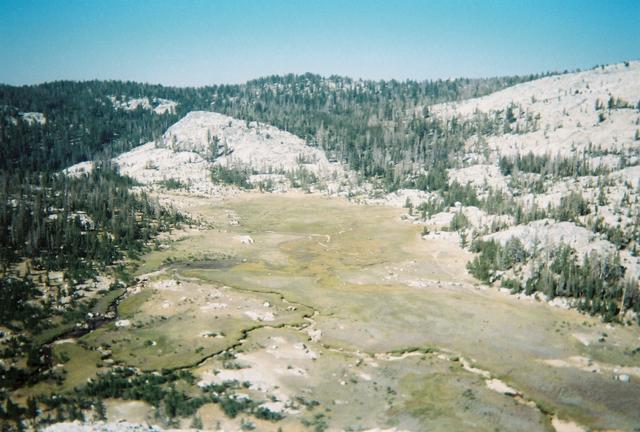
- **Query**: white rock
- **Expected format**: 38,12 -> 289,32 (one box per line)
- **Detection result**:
430,61 -> 640,159
20,112 -> 46,125
160,111 -> 341,177
617,374 -> 631,383
239,235 -> 254,244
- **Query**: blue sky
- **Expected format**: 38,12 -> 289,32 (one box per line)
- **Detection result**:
1,0 -> 638,86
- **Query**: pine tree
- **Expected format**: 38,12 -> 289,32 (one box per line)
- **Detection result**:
94,399 -> 107,421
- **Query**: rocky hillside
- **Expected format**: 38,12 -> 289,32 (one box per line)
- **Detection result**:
406,62 -> 640,322
161,111 -> 336,174
67,111 -> 351,195
432,61 -> 640,159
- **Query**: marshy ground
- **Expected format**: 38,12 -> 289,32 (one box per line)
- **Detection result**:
20,191 -> 640,431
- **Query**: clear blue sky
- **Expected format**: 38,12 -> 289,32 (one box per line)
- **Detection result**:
1,0 -> 638,86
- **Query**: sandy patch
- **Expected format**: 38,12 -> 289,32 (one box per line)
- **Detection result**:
552,416 -> 586,432
542,356 -> 640,379
196,334 -> 320,409
485,378 -> 520,396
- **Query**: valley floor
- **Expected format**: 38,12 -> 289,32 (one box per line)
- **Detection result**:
25,190 -> 640,431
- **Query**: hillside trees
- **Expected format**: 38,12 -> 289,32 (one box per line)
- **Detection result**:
467,240 -> 639,323
0,82 -> 187,172
1,72 -> 548,185
498,152 -> 606,178
0,163 -> 184,276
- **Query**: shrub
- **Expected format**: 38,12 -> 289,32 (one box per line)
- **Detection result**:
159,178 -> 187,190
211,166 -> 252,188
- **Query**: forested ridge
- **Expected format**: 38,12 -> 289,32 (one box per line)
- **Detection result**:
1,81 -> 185,172
1,72 -> 548,174
208,73 -> 548,178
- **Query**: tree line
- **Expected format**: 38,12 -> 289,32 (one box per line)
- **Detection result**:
467,240 -> 639,323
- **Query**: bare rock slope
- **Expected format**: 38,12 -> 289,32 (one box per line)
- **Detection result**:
432,61 -> 640,158
67,111 -> 346,195
161,111 -> 336,174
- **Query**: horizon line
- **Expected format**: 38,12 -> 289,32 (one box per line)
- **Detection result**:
2,59 -> 638,89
